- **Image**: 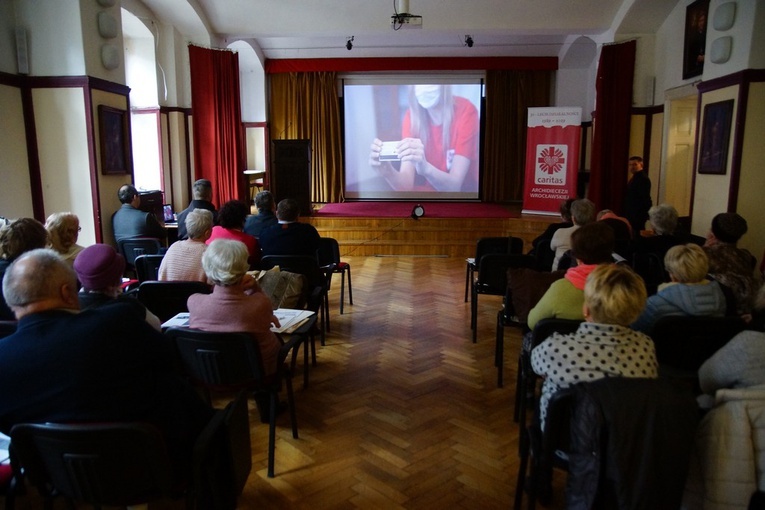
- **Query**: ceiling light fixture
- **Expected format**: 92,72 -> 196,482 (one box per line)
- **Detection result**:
346,36 -> 354,51
464,35 -> 474,48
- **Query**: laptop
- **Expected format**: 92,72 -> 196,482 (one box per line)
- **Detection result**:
162,204 -> 175,223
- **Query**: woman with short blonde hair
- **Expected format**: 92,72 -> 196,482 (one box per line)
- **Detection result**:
664,243 -> 708,283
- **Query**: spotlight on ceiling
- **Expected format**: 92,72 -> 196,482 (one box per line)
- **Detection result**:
346,36 -> 354,51
464,35 -> 474,48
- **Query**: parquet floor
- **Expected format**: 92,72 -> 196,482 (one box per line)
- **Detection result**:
7,256 -> 569,510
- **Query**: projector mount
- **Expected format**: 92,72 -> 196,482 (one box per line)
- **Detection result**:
391,0 -> 422,30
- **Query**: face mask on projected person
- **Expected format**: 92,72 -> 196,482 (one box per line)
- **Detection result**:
343,80 -> 481,200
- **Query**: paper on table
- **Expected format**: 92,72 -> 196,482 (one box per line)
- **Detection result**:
161,312 -> 190,329
272,308 -> 314,334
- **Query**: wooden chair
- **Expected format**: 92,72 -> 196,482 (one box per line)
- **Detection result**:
471,253 -> 535,343
166,327 -> 304,478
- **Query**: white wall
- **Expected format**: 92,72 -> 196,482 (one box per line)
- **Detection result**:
0,84 -> 33,219
703,0 -> 760,81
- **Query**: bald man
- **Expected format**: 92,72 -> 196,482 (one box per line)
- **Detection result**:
0,249 -> 211,479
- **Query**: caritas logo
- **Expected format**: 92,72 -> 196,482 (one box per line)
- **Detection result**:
534,145 -> 567,185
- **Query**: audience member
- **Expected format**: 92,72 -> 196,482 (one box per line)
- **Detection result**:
0,249 -> 212,480
703,212 -> 757,317
159,209 -> 212,283
175,179 -> 217,240
550,198 -> 595,270
259,198 -> 321,257
529,198 -> 574,254
45,212 -> 85,267
73,243 -> 161,331
698,330 -> 765,398
527,221 -> 615,330
0,218 -> 48,320
631,244 -> 726,333
531,264 -> 657,429
207,200 -> 260,266
624,155 -> 652,236
244,190 -> 278,238
597,209 -> 633,259
187,239 -> 281,423
111,184 -> 166,243
633,204 -> 687,261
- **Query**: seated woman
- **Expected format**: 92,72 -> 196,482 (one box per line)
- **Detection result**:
158,208 -> 212,282
0,218 -> 49,320
633,204 -> 686,261
527,221 -> 615,331
188,239 -> 282,423
631,243 -> 727,333
531,264 -> 658,429
73,243 -> 161,331
206,200 -> 260,266
45,212 -> 85,267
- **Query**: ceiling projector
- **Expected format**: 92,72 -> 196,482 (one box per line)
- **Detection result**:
391,0 -> 422,29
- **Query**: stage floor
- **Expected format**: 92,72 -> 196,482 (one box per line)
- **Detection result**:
315,201 -> 525,219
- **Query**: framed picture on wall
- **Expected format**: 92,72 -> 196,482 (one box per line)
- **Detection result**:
98,105 -> 131,175
683,0 -> 709,80
698,99 -> 734,175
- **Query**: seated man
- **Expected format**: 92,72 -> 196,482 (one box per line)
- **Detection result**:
111,184 -> 166,243
259,198 -> 321,257
632,204 -> 687,262
159,208 -> 213,283
550,198 -> 596,270
244,190 -> 278,239
631,243 -> 726,334
175,179 -> 217,240
0,249 -> 212,480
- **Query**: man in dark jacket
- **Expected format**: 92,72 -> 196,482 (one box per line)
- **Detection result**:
111,183 -> 166,242
0,248 -> 212,480
244,190 -> 278,238
623,156 -> 652,236
259,198 -> 320,257
176,179 -> 217,240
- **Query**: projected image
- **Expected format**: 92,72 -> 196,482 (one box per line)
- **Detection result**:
344,81 -> 482,200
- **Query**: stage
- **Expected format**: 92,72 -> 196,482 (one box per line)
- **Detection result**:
308,202 -> 554,258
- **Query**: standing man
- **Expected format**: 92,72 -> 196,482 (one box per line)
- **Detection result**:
624,156 -> 652,236
176,179 -> 218,240
244,190 -> 278,238
111,184 -> 166,243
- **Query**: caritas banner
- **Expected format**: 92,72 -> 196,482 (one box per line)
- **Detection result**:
522,107 -> 582,215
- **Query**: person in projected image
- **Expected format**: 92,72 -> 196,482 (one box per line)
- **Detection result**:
368,84 -> 479,193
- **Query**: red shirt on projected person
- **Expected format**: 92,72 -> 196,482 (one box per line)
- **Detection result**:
369,85 -> 479,194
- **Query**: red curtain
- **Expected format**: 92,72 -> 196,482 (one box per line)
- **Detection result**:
189,45 -> 245,207
588,40 -> 636,212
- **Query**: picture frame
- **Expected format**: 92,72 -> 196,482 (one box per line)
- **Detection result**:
698,99 -> 734,175
683,0 -> 709,80
98,105 -> 131,175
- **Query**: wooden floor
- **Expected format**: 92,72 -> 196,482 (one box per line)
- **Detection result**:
7,256 -> 569,510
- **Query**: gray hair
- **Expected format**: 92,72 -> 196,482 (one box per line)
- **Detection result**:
571,199 -> 596,226
201,239 -> 249,286
2,248 -> 76,308
185,208 -> 213,240
648,204 -> 678,235
45,212 -> 80,252
192,179 -> 212,201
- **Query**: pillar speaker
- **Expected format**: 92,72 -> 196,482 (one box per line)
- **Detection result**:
271,140 -> 312,216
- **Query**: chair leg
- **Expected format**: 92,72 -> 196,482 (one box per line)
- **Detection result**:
465,263 -> 470,302
339,271 -> 345,314
496,310 -> 505,388
324,290 -> 330,333
267,392 -> 278,478
514,356 -> 523,423
514,427 -> 530,510
285,374 -> 298,440
346,266 -> 352,305
471,290 -> 478,343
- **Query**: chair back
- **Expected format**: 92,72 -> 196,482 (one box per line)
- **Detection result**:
0,320 -> 17,339
260,255 -> 326,311
10,422 -> 176,507
508,236 -> 525,255
650,315 -> 747,374
476,254 -> 536,296
533,238 -> 556,272
316,237 -> 341,268
117,237 -> 163,268
631,251 -> 667,295
137,281 -> 211,322
475,237 -> 512,262
166,327 -> 266,392
134,253 -> 164,282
